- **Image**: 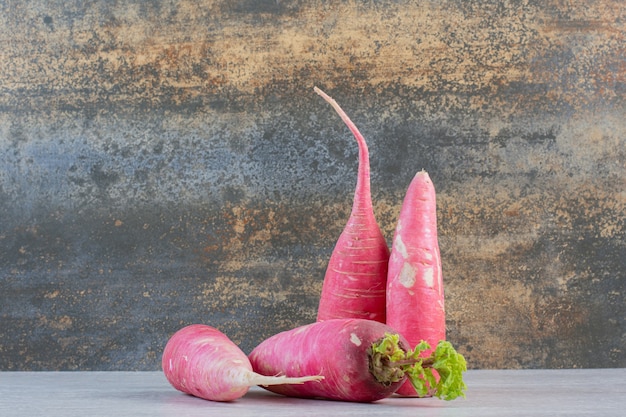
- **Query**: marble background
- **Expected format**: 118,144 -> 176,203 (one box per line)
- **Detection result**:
1,0 -> 624,370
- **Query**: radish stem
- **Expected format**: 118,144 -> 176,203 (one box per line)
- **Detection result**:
368,333 -> 467,400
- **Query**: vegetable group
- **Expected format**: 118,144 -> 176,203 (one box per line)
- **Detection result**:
162,324 -> 323,402
248,318 -> 466,402
386,170 -> 446,396
161,87 -> 467,405
314,87 -> 389,323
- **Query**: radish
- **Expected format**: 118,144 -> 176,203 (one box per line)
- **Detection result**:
162,324 -> 323,402
314,87 -> 390,323
248,318 -> 466,402
386,170 -> 446,397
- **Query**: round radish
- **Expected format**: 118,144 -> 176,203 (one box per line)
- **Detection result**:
162,324 -> 323,402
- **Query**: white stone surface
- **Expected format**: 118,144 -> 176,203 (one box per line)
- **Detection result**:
1,369 -> 625,417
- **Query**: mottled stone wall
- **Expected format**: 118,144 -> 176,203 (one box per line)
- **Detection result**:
1,0 -> 624,370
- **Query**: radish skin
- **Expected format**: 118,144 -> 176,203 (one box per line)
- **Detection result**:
314,87 -> 389,323
249,319 -> 409,402
162,324 -> 323,402
386,170 -> 446,397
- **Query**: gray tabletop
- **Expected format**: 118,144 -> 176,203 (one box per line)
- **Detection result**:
1,369 -> 625,416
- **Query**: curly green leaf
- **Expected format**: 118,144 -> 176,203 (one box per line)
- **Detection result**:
368,335 -> 467,401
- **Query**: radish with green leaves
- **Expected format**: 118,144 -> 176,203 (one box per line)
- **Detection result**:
386,170 -> 447,396
162,324 -> 323,402
314,87 -> 389,323
248,318 -> 466,402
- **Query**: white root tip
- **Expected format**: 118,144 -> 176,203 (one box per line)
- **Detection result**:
314,86 -> 362,137
249,373 -> 324,387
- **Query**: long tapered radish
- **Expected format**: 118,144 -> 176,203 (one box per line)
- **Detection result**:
162,324 -> 323,402
386,170 -> 446,397
314,87 -> 389,323
248,318 -> 466,403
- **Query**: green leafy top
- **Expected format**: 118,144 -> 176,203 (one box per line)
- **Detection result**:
368,334 -> 467,401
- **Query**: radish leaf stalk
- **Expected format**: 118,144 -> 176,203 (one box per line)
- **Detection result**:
368,333 -> 467,400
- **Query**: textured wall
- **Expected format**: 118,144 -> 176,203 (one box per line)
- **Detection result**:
1,0 -> 624,370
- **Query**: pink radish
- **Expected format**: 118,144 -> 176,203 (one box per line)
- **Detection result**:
248,318 -> 466,403
314,86 -> 389,323
386,170 -> 446,397
162,324 -> 323,402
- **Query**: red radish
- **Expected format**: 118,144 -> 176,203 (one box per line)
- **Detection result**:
248,318 -> 466,403
314,86 -> 389,323
162,324 -> 323,402
386,170 -> 446,397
